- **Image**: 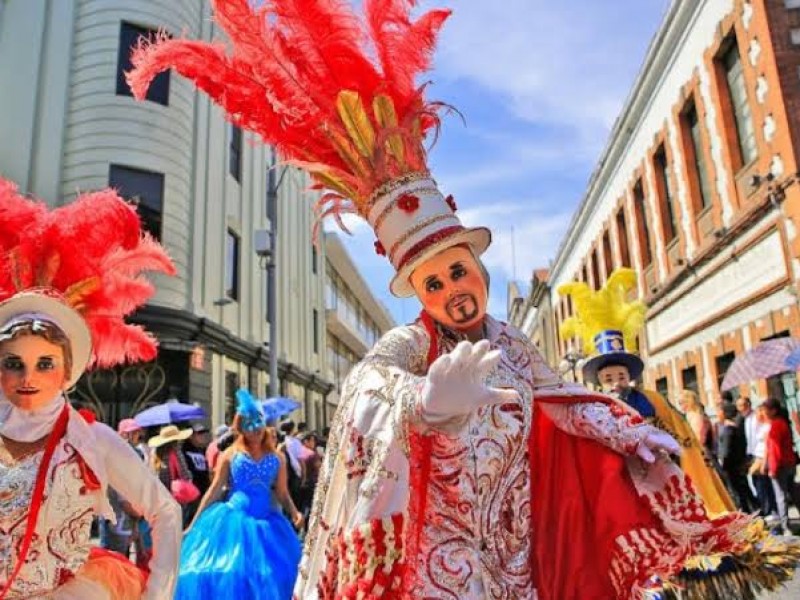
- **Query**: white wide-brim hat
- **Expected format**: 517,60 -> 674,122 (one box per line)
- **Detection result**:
0,292 -> 92,388
366,174 -> 492,297
148,424 -> 193,448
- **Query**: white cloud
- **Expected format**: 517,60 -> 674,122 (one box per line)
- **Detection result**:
427,0 -> 669,137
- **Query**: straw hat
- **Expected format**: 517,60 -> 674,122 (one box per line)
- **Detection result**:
148,424 -> 192,448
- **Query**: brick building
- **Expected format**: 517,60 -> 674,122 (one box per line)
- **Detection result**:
540,0 -> 800,409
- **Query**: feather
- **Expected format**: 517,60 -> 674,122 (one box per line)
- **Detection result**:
365,0 -> 450,107
336,90 -> 376,159
127,0 -> 453,223
373,94 -> 404,164
0,174 -> 174,367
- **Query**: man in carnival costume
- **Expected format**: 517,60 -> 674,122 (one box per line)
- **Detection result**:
560,268 -> 800,599
558,268 -> 736,517
128,2 -> 777,598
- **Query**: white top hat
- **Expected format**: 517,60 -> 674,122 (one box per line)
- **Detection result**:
368,173 -> 491,297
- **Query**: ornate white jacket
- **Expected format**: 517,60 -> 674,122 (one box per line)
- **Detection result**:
0,407 -> 181,599
295,316 -> 656,600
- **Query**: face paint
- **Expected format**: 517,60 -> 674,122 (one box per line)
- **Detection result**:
409,245 -> 488,332
0,335 -> 68,410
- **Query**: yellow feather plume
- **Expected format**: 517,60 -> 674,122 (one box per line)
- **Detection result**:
336,90 -> 376,160
372,94 -> 405,164
557,267 -> 647,355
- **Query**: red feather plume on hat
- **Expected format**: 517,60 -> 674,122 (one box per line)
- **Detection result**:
0,179 -> 176,367
126,0 -> 451,232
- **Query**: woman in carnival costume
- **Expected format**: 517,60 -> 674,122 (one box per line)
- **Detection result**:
128,1 -> 778,598
559,267 -> 800,599
176,389 -> 303,600
0,178 -> 181,599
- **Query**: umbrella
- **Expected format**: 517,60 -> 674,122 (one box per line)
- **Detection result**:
720,338 -> 800,391
134,399 -> 206,427
260,397 -> 301,422
786,347 -> 800,371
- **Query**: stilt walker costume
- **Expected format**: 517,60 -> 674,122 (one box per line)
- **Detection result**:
129,2 -> 768,598
559,267 -> 800,599
0,178 -> 181,599
559,268 -> 736,516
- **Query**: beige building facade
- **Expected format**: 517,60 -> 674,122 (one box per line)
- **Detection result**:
539,0 -> 800,412
0,0 -> 332,428
324,233 -> 395,421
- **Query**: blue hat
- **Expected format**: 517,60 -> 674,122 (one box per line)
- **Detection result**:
235,388 -> 266,433
581,330 -> 644,385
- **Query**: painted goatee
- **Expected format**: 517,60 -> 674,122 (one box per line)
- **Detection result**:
446,294 -> 479,323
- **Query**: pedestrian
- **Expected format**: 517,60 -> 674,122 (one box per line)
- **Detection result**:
718,402 -> 756,512
298,432 -> 321,526
750,404 -> 778,519
679,389 -> 716,459
181,423 -> 212,525
279,420 -> 304,508
205,424 -> 230,473
148,425 -> 198,529
98,419 -> 148,561
764,398 -> 800,535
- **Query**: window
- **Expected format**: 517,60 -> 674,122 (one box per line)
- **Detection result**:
312,309 -> 319,354
229,125 -> 242,182
684,101 -> 713,211
581,264 -> 589,283
226,229 -> 240,301
602,231 -> 613,276
224,370 -> 239,423
616,209 -> 631,267
117,22 -> 169,105
109,164 -> 164,241
715,351 -> 738,398
721,37 -> 757,167
312,245 -> 318,274
633,180 -> 652,267
656,376 -> 669,399
654,146 -> 678,244
591,247 -> 601,288
681,366 -> 698,395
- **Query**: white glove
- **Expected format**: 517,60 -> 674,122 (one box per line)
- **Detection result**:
636,430 -> 682,463
419,340 -> 520,430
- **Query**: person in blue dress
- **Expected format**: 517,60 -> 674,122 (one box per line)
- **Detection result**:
175,389 -> 303,599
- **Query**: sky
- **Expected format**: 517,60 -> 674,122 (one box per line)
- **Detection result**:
333,0 -> 673,325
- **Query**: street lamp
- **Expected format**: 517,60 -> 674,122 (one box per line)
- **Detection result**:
559,350 -> 584,382
255,148 -> 289,399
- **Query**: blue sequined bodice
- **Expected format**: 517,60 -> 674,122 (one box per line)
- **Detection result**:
227,451 -> 280,518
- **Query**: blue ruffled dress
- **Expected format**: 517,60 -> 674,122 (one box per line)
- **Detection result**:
175,451 -> 301,599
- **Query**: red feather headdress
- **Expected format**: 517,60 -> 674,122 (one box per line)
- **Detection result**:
126,0 -> 451,230
0,178 -> 176,368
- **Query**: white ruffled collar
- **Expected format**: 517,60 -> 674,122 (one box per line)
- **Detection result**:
0,393 -> 66,442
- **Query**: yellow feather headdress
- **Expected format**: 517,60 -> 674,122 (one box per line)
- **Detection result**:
557,268 -> 647,356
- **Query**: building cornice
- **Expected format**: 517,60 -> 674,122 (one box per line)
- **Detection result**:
549,0 -> 696,283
